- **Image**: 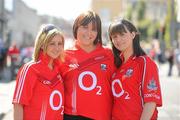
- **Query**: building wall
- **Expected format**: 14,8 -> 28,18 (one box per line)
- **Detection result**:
145,0 -> 167,22
122,0 -> 167,23
8,0 -> 40,47
0,0 -> 5,40
91,0 -> 122,25
91,0 -> 123,44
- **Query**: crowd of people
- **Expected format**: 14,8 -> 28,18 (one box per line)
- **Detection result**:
10,11 -> 163,120
148,39 -> 180,77
1,9 -> 180,120
0,42 -> 33,80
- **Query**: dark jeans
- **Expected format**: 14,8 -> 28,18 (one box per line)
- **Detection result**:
64,114 -> 93,120
168,63 -> 173,76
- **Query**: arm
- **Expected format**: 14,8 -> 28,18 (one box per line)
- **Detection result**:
14,103 -> 23,120
140,102 -> 156,120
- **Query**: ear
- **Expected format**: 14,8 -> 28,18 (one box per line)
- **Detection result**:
131,32 -> 136,39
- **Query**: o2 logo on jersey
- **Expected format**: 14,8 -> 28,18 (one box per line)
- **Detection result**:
78,71 -> 102,95
112,79 -> 130,99
49,90 -> 64,115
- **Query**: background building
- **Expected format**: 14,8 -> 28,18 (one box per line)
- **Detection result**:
2,0 -> 72,48
7,0 -> 40,47
92,0 -> 122,26
0,0 -> 5,41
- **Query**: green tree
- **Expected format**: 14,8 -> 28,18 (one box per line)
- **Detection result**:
164,0 -> 177,48
164,0 -> 171,48
136,0 -> 146,21
126,5 -> 133,20
136,0 -> 148,41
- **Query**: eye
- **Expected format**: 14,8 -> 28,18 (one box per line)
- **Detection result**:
120,33 -> 125,36
49,42 -> 55,45
111,35 -> 118,39
82,25 -> 88,29
92,28 -> 97,32
58,42 -> 63,46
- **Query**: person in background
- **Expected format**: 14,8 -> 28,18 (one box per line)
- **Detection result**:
62,11 -> 115,120
175,46 -> 180,76
0,38 -> 7,79
12,24 -> 65,120
167,48 -> 174,76
109,18 -> 162,120
7,43 -> 20,79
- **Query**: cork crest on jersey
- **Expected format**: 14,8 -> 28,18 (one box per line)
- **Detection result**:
125,68 -> 133,77
147,78 -> 158,91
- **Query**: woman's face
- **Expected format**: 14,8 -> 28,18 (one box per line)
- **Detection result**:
46,34 -> 64,59
76,21 -> 97,47
111,30 -> 135,53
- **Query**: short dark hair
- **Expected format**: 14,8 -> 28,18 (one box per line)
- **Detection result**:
108,18 -> 146,68
73,11 -> 102,45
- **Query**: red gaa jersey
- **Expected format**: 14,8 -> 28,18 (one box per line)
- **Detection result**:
12,53 -> 64,120
111,55 -> 162,120
62,44 -> 115,120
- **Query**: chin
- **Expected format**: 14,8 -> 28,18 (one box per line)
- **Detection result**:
49,55 -> 57,59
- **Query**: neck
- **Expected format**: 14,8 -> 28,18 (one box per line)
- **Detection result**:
122,47 -> 133,63
78,43 -> 96,53
48,59 -> 54,70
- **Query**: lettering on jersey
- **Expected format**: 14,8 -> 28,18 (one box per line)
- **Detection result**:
100,64 -> 107,71
78,71 -> 97,91
112,79 -> 124,97
49,90 -> 63,111
125,68 -> 133,77
38,74 -> 62,88
43,80 -> 51,85
147,78 -> 158,91
78,71 -> 102,95
144,93 -> 160,99
94,56 -> 105,60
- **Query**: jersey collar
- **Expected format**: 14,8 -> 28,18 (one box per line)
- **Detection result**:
75,42 -> 101,53
120,53 -> 136,68
38,51 -> 59,65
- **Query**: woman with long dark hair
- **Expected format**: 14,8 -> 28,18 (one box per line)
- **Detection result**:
109,18 -> 162,120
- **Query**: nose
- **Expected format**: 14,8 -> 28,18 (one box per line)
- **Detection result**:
54,43 -> 60,50
88,29 -> 96,37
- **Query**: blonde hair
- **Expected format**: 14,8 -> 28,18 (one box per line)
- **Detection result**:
32,24 -> 64,62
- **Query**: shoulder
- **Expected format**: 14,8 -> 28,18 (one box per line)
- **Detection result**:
20,60 -> 40,74
136,55 -> 158,69
101,45 -> 113,56
65,47 -> 78,56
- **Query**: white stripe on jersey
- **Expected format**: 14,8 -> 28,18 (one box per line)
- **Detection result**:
72,81 -> 77,114
14,61 -> 38,103
139,56 -> 147,107
40,100 -> 47,120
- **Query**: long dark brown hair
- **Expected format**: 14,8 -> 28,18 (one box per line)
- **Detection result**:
109,19 -> 146,68
73,10 -> 102,45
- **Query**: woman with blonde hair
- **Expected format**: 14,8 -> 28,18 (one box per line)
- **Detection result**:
12,24 -> 65,120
